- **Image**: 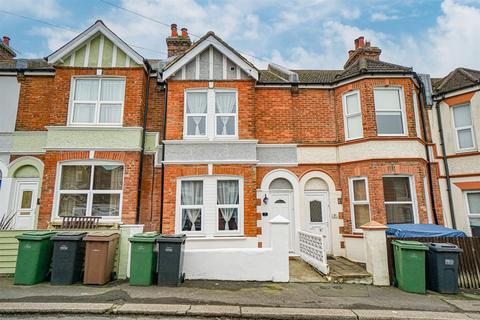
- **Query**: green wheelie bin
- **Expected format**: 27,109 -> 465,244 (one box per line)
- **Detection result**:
392,240 -> 429,293
128,232 -> 159,286
14,231 -> 56,285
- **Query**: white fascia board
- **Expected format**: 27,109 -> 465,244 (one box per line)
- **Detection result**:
47,21 -> 144,66
162,35 -> 258,81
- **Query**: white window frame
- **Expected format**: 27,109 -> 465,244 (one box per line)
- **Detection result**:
465,191 -> 480,232
175,175 -> 244,237
342,90 -> 363,140
68,76 -> 126,127
451,103 -> 476,152
52,160 -> 124,222
383,175 -> 418,224
348,177 -> 371,233
374,87 -> 408,136
178,178 -> 205,235
183,88 -> 238,140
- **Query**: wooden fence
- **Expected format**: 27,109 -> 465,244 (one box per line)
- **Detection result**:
386,237 -> 480,289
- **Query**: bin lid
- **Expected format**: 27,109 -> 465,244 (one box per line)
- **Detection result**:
392,240 -> 428,250
129,231 -> 159,243
156,234 -> 186,243
52,232 -> 88,241
427,242 -> 463,253
16,231 -> 56,240
84,232 -> 120,242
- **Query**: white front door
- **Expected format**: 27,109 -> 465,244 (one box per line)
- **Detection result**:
13,180 -> 39,230
270,192 -> 294,252
304,192 -> 330,251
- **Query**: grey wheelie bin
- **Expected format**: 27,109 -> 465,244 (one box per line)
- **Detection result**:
426,243 -> 462,294
51,232 -> 87,285
156,234 -> 186,286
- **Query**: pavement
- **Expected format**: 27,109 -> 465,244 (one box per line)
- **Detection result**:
1,276 -> 480,319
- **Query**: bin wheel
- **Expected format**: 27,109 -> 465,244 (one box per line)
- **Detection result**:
181,273 -> 185,283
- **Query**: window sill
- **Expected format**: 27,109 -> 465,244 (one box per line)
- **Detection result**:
186,236 -> 247,241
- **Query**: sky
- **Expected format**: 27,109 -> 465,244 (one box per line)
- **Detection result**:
0,0 -> 479,77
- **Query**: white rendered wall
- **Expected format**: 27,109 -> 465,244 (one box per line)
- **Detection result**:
344,236 -> 366,263
0,77 -> 20,133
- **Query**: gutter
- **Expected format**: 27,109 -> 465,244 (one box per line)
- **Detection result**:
159,79 -> 168,234
433,95 -> 457,229
135,59 -> 152,224
413,73 -> 439,225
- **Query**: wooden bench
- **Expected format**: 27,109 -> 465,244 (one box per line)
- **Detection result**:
61,216 -> 101,229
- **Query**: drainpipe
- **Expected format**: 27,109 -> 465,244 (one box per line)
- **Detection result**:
413,73 -> 439,225
135,60 -> 152,224
434,96 -> 457,229
159,80 -> 168,234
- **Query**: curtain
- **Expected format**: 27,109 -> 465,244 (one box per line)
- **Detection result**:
101,79 -> 124,101
99,104 -> 122,123
73,103 -> 95,123
217,180 -> 239,231
216,92 -> 236,135
181,181 -> 203,231
187,93 -> 207,136
75,79 -> 99,100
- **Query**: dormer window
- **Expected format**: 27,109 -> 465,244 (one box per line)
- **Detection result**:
69,77 -> 125,126
184,89 -> 238,140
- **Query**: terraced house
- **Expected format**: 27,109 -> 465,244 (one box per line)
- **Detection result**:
2,20 -> 476,279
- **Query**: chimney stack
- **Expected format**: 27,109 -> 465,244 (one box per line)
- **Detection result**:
0,35 -> 16,60
166,23 -> 192,58
344,36 -> 381,69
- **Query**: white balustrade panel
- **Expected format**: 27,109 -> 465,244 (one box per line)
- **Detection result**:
298,230 -> 329,275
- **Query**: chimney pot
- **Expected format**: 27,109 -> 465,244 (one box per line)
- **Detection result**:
358,36 -> 365,48
181,28 -> 188,38
171,24 -> 178,37
354,38 -> 359,49
2,36 -> 10,47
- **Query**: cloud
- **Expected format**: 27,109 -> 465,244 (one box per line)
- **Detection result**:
0,0 -> 62,19
31,27 -> 79,52
370,13 -> 399,21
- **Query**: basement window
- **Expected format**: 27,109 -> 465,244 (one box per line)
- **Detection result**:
69,77 -> 125,126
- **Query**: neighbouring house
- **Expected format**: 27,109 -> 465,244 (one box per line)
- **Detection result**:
0,22 -> 448,279
428,68 -> 480,236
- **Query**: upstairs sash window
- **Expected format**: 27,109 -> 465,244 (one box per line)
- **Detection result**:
185,92 -> 208,137
374,88 -> 406,135
452,104 -> 476,151
343,91 -> 363,140
215,92 -> 237,136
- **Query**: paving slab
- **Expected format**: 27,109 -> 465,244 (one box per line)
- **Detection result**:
116,303 -> 190,315
354,309 -> 470,320
466,313 -> 480,319
0,302 -> 113,314
188,304 -> 241,316
241,306 -> 357,319
445,299 -> 480,312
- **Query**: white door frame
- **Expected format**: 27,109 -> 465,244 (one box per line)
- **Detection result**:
303,191 -> 331,253
12,178 -> 39,230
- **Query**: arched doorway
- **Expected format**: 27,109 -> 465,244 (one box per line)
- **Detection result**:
269,177 -> 295,252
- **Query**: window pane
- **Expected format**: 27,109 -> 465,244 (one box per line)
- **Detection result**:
75,79 -> 98,100
376,113 -> 404,134
20,191 -> 33,209
386,203 -> 414,224
469,217 -> 480,236
347,115 -> 362,138
458,128 -> 474,149
216,116 -> 235,135
467,193 -> 480,214
374,89 -> 401,110
92,194 -> 120,217
99,104 -> 122,123
345,93 -> 360,114
186,92 -> 207,113
215,92 -> 236,113
354,204 -> 370,229
181,181 -> 203,205
353,179 -> 367,201
182,208 -> 202,231
58,194 -> 87,217
453,105 -> 472,127
61,166 -> 91,190
93,165 -> 123,190
72,103 -> 95,123
383,177 -> 412,202
101,79 -> 124,101
186,116 -> 206,136
217,180 -> 239,204
218,208 -> 238,231
309,200 -> 323,222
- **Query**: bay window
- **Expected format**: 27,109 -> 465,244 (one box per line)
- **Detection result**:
466,191 -> 480,236
383,176 -> 416,224
69,77 -> 125,126
374,88 -> 407,135
343,91 -> 363,140
57,163 -> 123,219
452,104 -> 476,151
184,89 -> 238,139
349,177 -> 371,231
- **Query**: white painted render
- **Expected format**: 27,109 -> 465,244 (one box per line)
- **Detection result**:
344,236 -> 366,263
0,77 -> 20,133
